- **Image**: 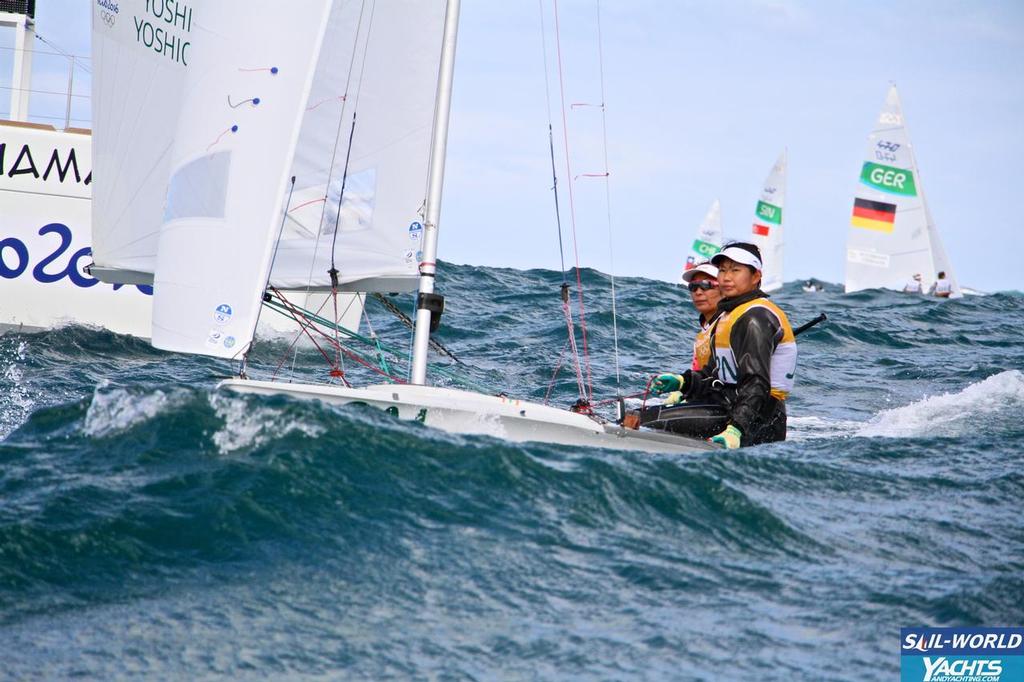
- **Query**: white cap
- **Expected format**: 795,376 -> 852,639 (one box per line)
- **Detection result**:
711,245 -> 763,271
680,261 -> 719,283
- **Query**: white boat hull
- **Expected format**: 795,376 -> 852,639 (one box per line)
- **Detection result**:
219,379 -> 717,454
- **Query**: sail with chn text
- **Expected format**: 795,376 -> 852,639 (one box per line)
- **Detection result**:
681,199 -> 722,280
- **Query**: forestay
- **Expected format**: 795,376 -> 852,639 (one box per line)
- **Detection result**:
750,151 -> 786,292
681,199 -> 722,279
151,0 -> 334,358
845,85 -> 961,297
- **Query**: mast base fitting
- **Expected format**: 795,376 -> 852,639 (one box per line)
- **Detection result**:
417,292 -> 445,333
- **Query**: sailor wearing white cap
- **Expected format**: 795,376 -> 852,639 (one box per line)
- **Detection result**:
656,262 -> 724,407
903,273 -> 923,294
651,242 -> 797,448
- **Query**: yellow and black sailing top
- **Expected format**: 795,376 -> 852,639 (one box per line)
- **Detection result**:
691,312 -> 720,371
692,289 -> 797,435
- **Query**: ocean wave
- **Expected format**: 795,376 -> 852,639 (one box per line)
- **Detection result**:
857,370 -> 1024,438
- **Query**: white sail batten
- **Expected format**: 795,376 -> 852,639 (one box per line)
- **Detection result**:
750,151 -> 786,292
90,0 -> 190,279
267,1 -> 447,292
681,199 -> 722,280
845,85 -> 960,297
150,0 -> 334,358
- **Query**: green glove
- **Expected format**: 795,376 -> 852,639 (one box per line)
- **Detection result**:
651,373 -> 686,394
663,391 -> 684,406
710,424 -> 742,449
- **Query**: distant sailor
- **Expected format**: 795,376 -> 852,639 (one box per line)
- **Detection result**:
930,271 -> 952,298
802,279 -> 823,293
650,243 -> 797,448
660,262 -> 722,407
903,273 -> 923,294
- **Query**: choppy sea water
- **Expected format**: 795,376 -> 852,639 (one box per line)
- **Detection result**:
1,263 -> 1022,680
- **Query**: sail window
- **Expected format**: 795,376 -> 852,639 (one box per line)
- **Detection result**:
321,168 -> 376,234
163,152 -> 231,221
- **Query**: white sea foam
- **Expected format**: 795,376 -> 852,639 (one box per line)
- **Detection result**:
210,393 -> 325,453
0,340 -> 33,438
787,415 -> 863,441
83,383 -> 185,437
857,370 -> 1024,438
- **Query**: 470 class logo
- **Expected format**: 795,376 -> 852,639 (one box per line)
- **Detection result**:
0,223 -> 151,294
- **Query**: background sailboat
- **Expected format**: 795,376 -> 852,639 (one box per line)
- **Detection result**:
749,151 -> 786,292
680,199 -> 722,281
845,85 -> 961,297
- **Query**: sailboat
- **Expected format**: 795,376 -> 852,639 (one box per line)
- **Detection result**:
748,151 -> 787,292
680,199 -> 722,281
845,85 -> 961,297
89,0 -> 713,454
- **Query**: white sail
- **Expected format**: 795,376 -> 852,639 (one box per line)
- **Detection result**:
268,2 -> 447,292
845,85 -> 961,297
680,199 -> 722,280
750,151 -> 786,292
90,0 -> 189,282
150,0 -> 334,358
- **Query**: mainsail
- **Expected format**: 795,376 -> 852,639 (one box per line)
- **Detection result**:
680,199 -> 722,280
845,85 -> 961,297
750,151 -> 786,292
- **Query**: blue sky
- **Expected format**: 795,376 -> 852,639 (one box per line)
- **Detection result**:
5,1 -> 1022,291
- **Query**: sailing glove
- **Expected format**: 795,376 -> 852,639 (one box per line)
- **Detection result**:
710,424 -> 742,449
663,391 -> 684,406
651,372 -> 688,394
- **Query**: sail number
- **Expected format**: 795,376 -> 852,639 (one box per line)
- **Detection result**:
756,200 -> 782,225
0,223 -> 152,294
860,162 -> 918,197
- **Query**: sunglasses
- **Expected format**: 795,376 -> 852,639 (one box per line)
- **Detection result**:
688,280 -> 718,292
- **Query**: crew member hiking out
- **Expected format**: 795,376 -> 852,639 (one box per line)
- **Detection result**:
649,242 -> 797,448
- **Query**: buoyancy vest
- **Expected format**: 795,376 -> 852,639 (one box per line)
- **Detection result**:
712,297 -> 797,400
691,314 -> 718,371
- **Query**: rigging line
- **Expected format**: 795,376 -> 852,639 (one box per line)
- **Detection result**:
302,0 -> 372,301
371,293 -> 461,363
552,0 -> 594,401
326,110 -> 358,369
538,0 -> 586,401
593,0 -> 622,393
313,0 -> 370,235
241,176 -> 297,378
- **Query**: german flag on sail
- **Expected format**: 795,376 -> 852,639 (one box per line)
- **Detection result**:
850,197 -> 897,233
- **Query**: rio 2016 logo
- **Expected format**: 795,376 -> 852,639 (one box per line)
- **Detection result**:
0,223 -> 151,294
96,0 -> 119,27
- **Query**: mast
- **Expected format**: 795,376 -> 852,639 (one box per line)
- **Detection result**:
410,0 -> 461,385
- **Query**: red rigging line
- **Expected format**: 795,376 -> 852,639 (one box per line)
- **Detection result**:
552,0 -> 594,401
538,0 -> 586,402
